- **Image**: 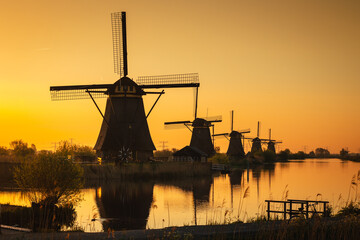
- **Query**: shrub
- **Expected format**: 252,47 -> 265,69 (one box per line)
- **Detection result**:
208,153 -> 229,164
13,152 -> 84,206
10,140 -> 36,160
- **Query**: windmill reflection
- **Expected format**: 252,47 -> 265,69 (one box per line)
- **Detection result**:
95,181 -> 154,230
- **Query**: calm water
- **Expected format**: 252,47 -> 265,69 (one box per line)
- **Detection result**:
1,158 -> 359,232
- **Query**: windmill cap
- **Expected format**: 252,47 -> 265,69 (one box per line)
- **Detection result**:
230,131 -> 242,138
192,118 -> 211,127
108,77 -> 145,95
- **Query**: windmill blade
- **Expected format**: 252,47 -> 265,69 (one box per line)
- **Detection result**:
164,123 -> 191,130
193,86 -> 199,119
50,84 -> 111,101
236,128 -> 251,134
164,121 -> 192,130
213,133 -> 229,136
164,120 -> 192,125
212,133 -> 229,140
112,12 -> 127,77
203,115 -> 222,122
137,73 -> 199,89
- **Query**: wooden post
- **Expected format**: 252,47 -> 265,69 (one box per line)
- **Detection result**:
284,202 -> 287,220
267,201 -> 270,220
306,201 -> 309,219
0,204 -> 2,234
289,200 -> 292,219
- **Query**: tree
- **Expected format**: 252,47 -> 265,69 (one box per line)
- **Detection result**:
0,146 -> 9,156
340,148 -> 349,157
55,141 -> 96,162
315,148 -> 330,158
14,152 -> 84,206
10,140 -> 36,159
278,149 -> 291,161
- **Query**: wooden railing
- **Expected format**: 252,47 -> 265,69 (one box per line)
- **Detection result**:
265,199 -> 329,220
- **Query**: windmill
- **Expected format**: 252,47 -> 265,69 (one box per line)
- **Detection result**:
50,12 -> 200,162
213,110 -> 250,159
246,123 -> 282,154
249,121 -> 262,153
164,94 -> 222,157
261,129 -> 282,153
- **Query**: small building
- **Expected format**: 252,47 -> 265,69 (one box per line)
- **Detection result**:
172,146 -> 208,162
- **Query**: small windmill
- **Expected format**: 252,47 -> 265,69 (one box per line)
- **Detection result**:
245,123 -> 282,154
164,99 -> 222,157
213,110 -> 250,159
50,12 -> 200,162
261,129 -> 282,153
248,121 -> 262,153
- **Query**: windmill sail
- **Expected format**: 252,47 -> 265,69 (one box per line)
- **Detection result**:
50,84 -> 112,100
137,73 -> 199,88
112,12 -> 127,77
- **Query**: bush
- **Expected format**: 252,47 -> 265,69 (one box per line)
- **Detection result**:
208,153 -> 229,164
263,150 -> 277,162
10,140 -> 36,160
14,152 -> 84,206
336,202 -> 360,217
55,141 -> 97,162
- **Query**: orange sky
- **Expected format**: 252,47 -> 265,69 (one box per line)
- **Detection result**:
0,0 -> 359,153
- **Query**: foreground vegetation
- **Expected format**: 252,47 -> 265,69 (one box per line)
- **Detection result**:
10,151 -> 84,231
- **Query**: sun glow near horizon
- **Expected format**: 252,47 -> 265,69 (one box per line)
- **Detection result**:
0,0 -> 359,153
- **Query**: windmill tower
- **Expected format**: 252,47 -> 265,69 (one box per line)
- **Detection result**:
263,129 -> 282,153
50,12 -> 200,162
164,91 -> 221,158
250,121 -> 262,153
165,117 -> 221,157
213,110 -> 250,159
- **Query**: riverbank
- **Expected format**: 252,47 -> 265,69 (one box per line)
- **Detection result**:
2,216 -> 360,240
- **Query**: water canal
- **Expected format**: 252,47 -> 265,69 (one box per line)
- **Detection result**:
1,158 -> 359,232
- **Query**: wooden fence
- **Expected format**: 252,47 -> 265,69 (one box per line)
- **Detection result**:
265,199 -> 329,220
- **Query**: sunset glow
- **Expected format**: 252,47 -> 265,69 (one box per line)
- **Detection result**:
1,0 -> 359,153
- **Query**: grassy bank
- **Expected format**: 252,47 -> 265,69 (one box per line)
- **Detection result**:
82,162 -> 212,181
0,161 -> 212,184
2,216 -> 360,239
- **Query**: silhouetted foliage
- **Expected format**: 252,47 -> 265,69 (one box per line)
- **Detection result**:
55,140 -> 96,162
14,151 -> 84,206
208,153 -> 229,164
278,148 -> 291,161
336,202 -> 360,217
154,148 -> 178,158
10,140 -> 36,160
340,148 -> 349,157
262,150 -> 277,162
315,148 -> 330,158
0,146 -> 9,156
309,151 -> 315,157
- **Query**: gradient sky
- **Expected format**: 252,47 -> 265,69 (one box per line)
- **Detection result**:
0,0 -> 359,153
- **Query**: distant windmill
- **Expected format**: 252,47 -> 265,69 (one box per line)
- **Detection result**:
261,129 -> 282,153
164,92 -> 221,157
213,110 -> 250,159
249,121 -> 262,153
50,12 -> 199,162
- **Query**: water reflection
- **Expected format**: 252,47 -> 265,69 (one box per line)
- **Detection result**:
1,159 -> 359,232
95,181 -> 154,231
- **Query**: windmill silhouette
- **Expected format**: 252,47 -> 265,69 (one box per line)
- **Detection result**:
261,129 -> 282,153
245,122 -> 282,154
164,95 -> 221,157
213,110 -> 250,159
50,12 -> 199,162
